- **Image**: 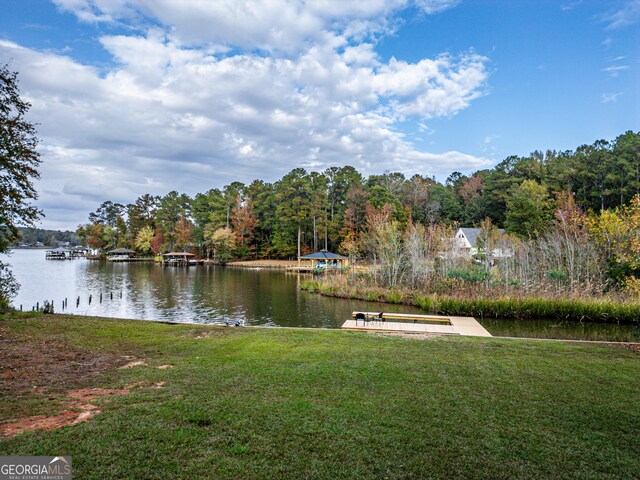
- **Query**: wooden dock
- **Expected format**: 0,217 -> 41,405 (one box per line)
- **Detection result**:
342,311 -> 492,337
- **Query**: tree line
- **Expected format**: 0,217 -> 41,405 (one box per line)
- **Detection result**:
14,227 -> 79,247
77,131 -> 639,264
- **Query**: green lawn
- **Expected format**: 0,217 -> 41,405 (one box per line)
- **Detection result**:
1,314 -> 638,479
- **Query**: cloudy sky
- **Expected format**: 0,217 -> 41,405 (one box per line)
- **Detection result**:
1,0 -> 638,230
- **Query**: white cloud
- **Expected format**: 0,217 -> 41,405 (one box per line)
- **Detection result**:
560,0 -> 583,12
4,1 -> 491,229
601,92 -> 622,103
602,0 -> 640,30
53,0 -> 459,51
601,64 -> 629,77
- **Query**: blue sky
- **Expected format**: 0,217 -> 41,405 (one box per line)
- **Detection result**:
0,0 -> 638,229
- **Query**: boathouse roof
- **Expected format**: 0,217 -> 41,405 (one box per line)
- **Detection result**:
108,248 -> 137,255
299,251 -> 347,260
163,252 -> 195,257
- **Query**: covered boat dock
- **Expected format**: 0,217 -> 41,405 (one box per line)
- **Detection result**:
290,250 -> 349,272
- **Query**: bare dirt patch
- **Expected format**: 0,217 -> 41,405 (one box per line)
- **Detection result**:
612,342 -> 640,354
1,383 -> 168,437
119,360 -> 148,369
1,403 -> 100,437
0,334 -> 120,394
67,387 -> 130,402
193,330 -> 227,339
0,388 -> 131,437
372,332 -> 444,340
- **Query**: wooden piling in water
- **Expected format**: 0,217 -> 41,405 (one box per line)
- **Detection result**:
89,295 -> 92,305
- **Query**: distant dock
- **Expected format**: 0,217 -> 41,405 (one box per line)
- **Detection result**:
342,311 -> 492,337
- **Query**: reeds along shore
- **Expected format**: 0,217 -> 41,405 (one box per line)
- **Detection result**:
300,279 -> 640,325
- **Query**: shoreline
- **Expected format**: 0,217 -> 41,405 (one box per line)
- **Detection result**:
5,310 -> 640,344
300,279 -> 640,326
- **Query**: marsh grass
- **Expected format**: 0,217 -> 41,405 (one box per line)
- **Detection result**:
301,279 -> 640,324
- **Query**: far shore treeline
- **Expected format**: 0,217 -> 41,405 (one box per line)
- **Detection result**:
75,130 -> 640,296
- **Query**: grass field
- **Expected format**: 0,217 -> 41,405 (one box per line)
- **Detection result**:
1,313 -> 638,479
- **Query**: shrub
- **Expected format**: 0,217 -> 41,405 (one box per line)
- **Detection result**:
447,268 -> 491,283
547,270 -> 568,281
385,290 -> 404,304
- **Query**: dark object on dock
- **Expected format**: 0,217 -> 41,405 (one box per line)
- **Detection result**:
354,312 -> 384,325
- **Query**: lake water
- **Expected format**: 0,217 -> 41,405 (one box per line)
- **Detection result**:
2,249 -> 639,341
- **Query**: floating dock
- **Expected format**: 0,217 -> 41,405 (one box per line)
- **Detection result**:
342,311 -> 492,337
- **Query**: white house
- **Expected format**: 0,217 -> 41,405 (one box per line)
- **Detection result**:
454,227 -> 511,259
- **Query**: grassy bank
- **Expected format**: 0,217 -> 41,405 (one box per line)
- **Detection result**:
300,279 -> 640,325
1,313 -> 639,479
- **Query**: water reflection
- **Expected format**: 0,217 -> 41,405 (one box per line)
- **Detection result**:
2,249 -> 424,327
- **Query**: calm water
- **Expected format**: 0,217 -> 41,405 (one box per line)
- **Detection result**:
2,249 -> 424,328
2,249 -> 639,341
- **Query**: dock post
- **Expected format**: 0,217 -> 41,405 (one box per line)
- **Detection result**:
89,295 -> 92,305
100,293 -> 102,303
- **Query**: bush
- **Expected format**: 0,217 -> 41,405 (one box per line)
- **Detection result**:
447,268 -> 491,283
0,262 -> 19,313
39,300 -> 54,314
547,270 -> 568,281
385,290 -> 404,304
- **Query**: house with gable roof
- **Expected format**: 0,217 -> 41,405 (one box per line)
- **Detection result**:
454,227 -> 511,259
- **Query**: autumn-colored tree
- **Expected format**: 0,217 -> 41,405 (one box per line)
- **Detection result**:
86,223 -> 106,251
339,185 -> 369,260
231,195 -> 257,259
150,226 -> 167,255
173,216 -> 194,251
365,204 -> 405,286
588,194 -> 640,291
210,227 -> 236,264
134,225 -> 154,254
